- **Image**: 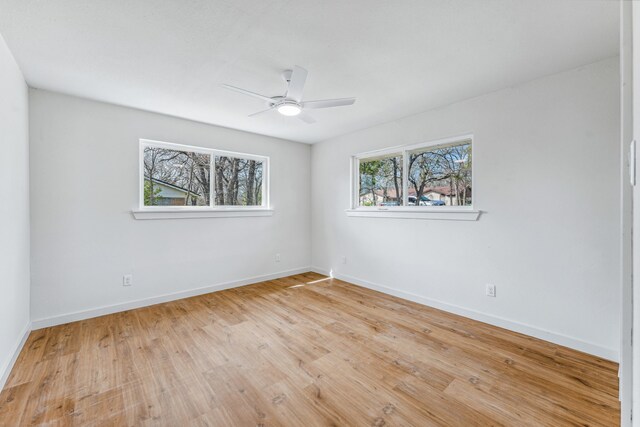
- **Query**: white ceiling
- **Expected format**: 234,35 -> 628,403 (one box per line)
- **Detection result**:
0,0 -> 619,143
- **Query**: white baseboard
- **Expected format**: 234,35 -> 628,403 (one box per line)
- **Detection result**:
28,265 -> 619,362
31,267 -> 312,330
0,321 -> 31,391
310,267 -> 618,362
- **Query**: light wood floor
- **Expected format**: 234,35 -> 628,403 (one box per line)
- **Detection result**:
0,272 -> 619,426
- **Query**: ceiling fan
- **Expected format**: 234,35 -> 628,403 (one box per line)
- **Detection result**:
222,66 -> 356,124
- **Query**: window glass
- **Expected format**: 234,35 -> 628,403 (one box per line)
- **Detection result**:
358,154 -> 403,207
408,141 -> 472,206
214,156 -> 264,206
143,146 -> 210,207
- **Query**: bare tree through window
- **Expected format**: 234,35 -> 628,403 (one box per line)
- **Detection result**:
143,146 -> 210,206
214,156 -> 264,206
408,142 -> 471,206
142,142 -> 266,208
356,139 -> 472,208
359,154 -> 403,206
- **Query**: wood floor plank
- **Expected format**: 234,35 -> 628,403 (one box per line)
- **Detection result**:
0,273 -> 619,426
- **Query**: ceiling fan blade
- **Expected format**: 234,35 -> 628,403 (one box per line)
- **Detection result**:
297,112 -> 316,124
248,107 -> 275,117
221,84 -> 273,103
302,97 -> 356,109
286,66 -> 308,102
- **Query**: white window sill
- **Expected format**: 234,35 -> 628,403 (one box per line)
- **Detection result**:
345,208 -> 481,221
132,208 -> 274,220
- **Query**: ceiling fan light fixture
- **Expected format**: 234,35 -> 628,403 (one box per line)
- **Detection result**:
277,102 -> 302,116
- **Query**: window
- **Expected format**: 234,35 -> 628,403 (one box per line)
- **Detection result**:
143,145 -> 211,207
353,136 -> 473,209
407,141 -> 472,207
214,155 -> 264,206
140,140 -> 268,210
358,153 -> 403,207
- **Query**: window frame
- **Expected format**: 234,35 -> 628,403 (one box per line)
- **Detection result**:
138,139 -> 270,212
350,134 -> 476,215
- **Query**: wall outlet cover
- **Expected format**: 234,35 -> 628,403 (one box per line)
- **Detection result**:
486,284 -> 496,297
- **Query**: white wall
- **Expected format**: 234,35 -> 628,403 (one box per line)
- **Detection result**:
0,35 -> 30,386
311,57 -> 621,360
29,90 -> 311,324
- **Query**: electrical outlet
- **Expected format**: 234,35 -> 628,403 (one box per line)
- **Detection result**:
341,256 -> 347,264
486,284 -> 496,297
275,253 -> 281,262
123,274 -> 133,287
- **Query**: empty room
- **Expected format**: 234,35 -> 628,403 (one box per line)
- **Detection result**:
1,0 -> 640,425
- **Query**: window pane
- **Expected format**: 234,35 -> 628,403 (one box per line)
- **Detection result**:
408,141 -> 471,207
359,154 -> 403,206
214,156 -> 264,206
143,146 -> 211,206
